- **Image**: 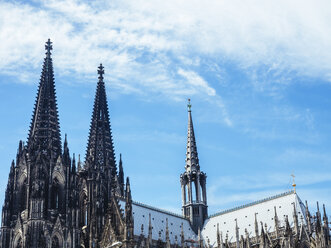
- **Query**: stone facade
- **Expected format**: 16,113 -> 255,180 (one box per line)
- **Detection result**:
0,40 -> 330,248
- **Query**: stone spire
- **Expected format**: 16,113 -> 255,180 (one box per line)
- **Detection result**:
125,177 -> 134,245
235,219 -> 240,248
185,99 -> 199,172
166,218 -> 171,248
119,153 -> 125,196
274,206 -> 279,237
148,214 -> 152,248
86,64 -> 116,170
180,99 -> 208,233
305,201 -> 312,234
217,223 -> 221,248
85,64 -> 116,199
245,229 -> 250,248
28,39 -> 61,156
254,213 -> 259,238
292,203 -> 299,234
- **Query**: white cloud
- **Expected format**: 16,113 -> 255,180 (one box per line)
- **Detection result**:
178,69 -> 216,96
1,0 -> 331,127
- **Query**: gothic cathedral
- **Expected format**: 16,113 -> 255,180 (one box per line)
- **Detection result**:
0,41 -> 330,248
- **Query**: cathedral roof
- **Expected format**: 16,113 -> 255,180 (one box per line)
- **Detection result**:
201,190 -> 306,246
119,199 -> 197,244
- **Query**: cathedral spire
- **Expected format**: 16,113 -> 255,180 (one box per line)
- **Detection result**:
85,64 -> 116,170
28,39 -> 61,156
180,99 -> 207,233
185,99 -> 200,172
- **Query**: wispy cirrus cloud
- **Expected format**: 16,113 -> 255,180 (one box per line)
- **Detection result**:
1,0 -> 331,123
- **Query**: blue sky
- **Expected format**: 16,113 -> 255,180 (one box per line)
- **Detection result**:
0,0 -> 330,217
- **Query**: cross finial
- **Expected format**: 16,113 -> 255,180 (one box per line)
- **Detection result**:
187,98 -> 192,111
98,63 -> 104,81
45,39 -> 52,55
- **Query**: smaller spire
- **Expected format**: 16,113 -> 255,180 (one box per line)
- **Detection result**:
78,154 -> 82,171
254,213 -> 259,237
63,133 -> 70,166
181,223 -> 185,247
305,200 -> 312,233
148,213 -> 152,246
126,177 -> 132,202
220,231 -> 224,248
292,202 -> 299,234
18,140 -> 23,154
245,229 -> 250,248
166,218 -> 171,248
274,206 -> 279,237
235,219 -> 239,248
72,153 -> 76,173
217,223 -> 221,248
285,215 -> 291,235
259,222 -> 265,244
323,204 -> 328,225
317,201 -> 322,225
185,98 -> 200,172
323,204 -> 330,241
119,153 -> 125,196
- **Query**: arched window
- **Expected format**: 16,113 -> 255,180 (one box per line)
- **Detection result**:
192,182 -> 196,202
51,179 -> 60,210
51,236 -> 60,248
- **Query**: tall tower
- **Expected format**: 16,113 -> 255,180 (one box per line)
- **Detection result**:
180,99 -> 208,233
0,39 -> 74,248
82,64 -> 123,247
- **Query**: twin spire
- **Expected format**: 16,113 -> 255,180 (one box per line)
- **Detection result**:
27,39 -> 116,171
28,39 -> 61,156
86,63 -> 116,170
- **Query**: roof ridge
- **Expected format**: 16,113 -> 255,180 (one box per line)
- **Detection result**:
209,190 -> 295,218
118,196 -> 186,220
